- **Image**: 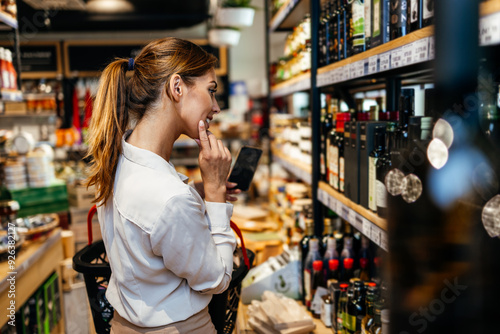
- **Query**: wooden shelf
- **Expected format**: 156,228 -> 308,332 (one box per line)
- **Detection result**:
481,0 -> 500,16
270,71 -> 311,98
0,228 -> 64,327
318,181 -> 388,252
317,26 -> 434,87
0,11 -> 17,29
269,0 -> 310,32
272,148 -> 312,185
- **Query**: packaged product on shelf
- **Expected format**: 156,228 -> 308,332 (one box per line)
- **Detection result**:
371,0 -> 390,48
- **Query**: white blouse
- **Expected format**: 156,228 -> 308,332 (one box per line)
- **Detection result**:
97,131 -> 236,327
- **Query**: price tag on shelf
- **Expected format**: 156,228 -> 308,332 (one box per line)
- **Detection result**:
350,63 -> 357,79
367,55 -> 378,74
479,12 -> 500,46
362,219 -> 371,238
348,209 -> 356,225
413,37 -> 429,64
331,69 -> 338,84
343,65 -> 350,81
341,206 -> 349,221
353,214 -> 363,232
371,225 -> 381,246
379,52 -> 391,72
318,189 -> 325,204
402,43 -> 414,66
356,61 -> 365,77
391,47 -> 403,68
380,231 -> 389,252
429,36 -> 435,60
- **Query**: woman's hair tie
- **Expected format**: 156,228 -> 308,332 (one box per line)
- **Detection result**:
128,58 -> 135,71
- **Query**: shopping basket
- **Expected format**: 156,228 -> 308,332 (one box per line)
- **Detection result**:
73,204 -> 254,334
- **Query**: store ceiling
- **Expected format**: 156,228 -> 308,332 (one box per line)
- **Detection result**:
18,0 -> 211,32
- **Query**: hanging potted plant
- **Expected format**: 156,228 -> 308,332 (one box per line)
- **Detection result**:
208,26 -> 241,47
215,0 -> 256,28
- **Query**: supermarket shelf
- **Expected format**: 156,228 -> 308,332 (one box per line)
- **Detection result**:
317,26 -> 435,88
0,11 -> 17,29
269,0 -> 310,32
317,181 -> 388,252
272,148 -> 312,185
270,72 -> 311,98
0,89 -> 23,102
479,0 -> 500,46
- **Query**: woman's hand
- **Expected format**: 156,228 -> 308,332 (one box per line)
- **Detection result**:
193,181 -> 241,202
195,120 -> 232,203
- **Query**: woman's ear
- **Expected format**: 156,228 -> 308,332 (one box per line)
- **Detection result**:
169,74 -> 183,102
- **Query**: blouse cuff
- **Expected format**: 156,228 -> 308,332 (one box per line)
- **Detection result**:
205,202 -> 233,231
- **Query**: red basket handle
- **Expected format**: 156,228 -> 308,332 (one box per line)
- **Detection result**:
86,205 -> 250,269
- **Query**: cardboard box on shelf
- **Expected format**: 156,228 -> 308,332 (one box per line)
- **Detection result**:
67,183 -> 96,209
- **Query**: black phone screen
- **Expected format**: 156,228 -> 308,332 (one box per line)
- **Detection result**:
228,146 -> 263,191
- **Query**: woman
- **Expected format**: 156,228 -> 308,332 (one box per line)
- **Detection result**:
85,37 -> 240,333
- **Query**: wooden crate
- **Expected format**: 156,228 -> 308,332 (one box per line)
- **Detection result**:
69,207 -> 101,244
67,184 -> 96,209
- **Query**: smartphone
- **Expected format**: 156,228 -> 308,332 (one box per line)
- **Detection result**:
228,146 -> 263,191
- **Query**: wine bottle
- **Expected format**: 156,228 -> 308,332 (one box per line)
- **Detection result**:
375,122 -> 397,218
345,280 -> 367,333
300,217 -> 315,303
368,126 -> 386,212
337,283 -> 349,333
304,239 -> 323,310
421,0 -> 434,27
344,0 -> 353,59
408,0 -> 422,32
352,0 -> 366,54
389,0 -> 407,40
371,0 -> 391,47
319,2 -> 327,67
365,0 -> 372,50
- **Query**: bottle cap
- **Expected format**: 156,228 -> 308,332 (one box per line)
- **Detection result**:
313,260 -> 323,271
329,259 -> 339,270
343,257 -> 354,269
360,258 -> 369,269
340,283 -> 349,289
368,282 -> 377,287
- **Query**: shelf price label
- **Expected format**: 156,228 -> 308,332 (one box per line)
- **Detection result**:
350,63 -> 357,79
362,219 -> 371,238
356,61 -> 365,77
391,47 -> 404,68
367,55 -> 378,74
379,52 -> 391,72
343,65 -> 351,82
335,68 -> 342,83
380,231 -> 389,252
413,37 -> 429,64
429,36 -> 435,60
371,225 -> 381,246
402,43 -> 414,66
479,12 -> 500,46
341,205 -> 349,221
352,214 -> 363,232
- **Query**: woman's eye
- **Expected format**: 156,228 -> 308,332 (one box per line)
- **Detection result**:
209,89 -> 217,96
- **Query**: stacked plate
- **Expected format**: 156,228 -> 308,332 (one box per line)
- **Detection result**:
3,160 -> 28,190
26,152 -> 55,188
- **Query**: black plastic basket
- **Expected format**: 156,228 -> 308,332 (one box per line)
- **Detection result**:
73,205 -> 254,334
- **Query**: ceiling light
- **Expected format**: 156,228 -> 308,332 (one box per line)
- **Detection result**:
86,0 -> 134,13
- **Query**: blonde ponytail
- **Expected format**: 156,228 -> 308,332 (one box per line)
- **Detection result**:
85,59 -> 129,205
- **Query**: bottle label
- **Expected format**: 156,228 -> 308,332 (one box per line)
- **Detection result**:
339,157 -> 345,192
373,0 -> 381,37
330,146 -> 339,189
390,0 -> 407,29
423,0 -> 434,19
368,156 -> 378,211
304,269 -> 312,307
376,179 -> 387,208
365,0 -> 371,39
410,0 -> 418,23
345,313 -> 357,331
320,152 -> 326,176
321,302 -> 332,327
352,0 -> 365,47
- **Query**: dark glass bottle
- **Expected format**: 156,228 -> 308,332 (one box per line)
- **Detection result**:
327,258 -> 340,281
311,260 -> 325,316
344,0 -> 353,59
337,283 -> 349,333
322,217 -> 336,252
375,122 -> 397,218
338,0 -> 346,60
480,83 -> 500,148
345,280 -> 367,333
408,0 -> 422,32
340,120 -> 350,193
352,0 -> 366,55
319,2 -> 327,67
364,0 -> 371,50
330,0 -> 339,63
330,113 -> 349,190
362,285 -> 379,333
320,107 -> 327,181
389,0 -> 407,40
368,127 -> 386,212
300,218 -> 315,303
342,257 -> 355,283
322,107 -> 334,182
304,238 -> 322,310
421,0 -> 434,27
